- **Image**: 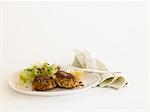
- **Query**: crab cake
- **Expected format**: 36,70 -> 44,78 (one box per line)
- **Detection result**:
54,70 -> 83,89
32,75 -> 57,91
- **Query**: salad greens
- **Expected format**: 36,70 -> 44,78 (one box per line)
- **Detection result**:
19,63 -> 58,87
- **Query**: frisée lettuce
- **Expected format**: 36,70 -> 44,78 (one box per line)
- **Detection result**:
18,63 -> 58,88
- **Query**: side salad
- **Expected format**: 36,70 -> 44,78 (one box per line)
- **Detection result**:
18,63 -> 58,88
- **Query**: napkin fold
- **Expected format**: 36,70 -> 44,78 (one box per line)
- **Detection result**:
72,50 -> 128,90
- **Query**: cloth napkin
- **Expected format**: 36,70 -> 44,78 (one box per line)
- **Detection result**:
72,50 -> 128,90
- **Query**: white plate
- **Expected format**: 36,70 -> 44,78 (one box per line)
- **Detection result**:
8,71 -> 100,96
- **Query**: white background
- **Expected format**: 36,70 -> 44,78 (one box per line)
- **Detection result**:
0,1 -> 148,112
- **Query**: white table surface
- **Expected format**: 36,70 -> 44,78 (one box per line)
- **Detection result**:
0,1 -> 147,112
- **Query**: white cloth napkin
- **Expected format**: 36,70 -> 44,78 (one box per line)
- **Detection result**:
72,50 -> 128,90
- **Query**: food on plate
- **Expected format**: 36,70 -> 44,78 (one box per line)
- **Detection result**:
18,62 -> 84,91
54,70 -> 84,89
18,63 -> 58,88
32,75 -> 57,91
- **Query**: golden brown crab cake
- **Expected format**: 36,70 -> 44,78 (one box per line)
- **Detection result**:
32,75 -> 57,91
54,70 -> 84,89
